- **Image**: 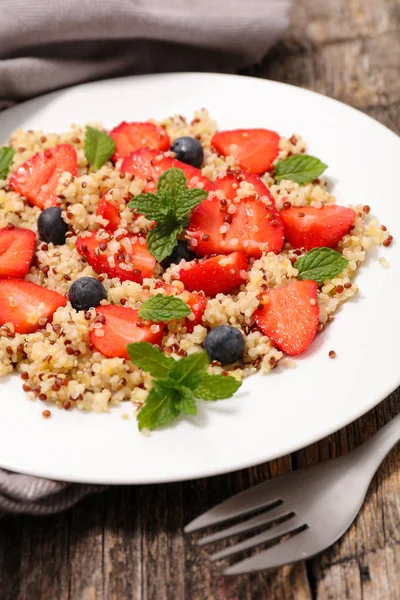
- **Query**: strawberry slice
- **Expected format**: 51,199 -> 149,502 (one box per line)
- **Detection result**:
211,170 -> 271,201
255,280 -> 319,355
178,252 -> 248,297
9,144 -> 77,210
0,226 -> 36,279
90,304 -> 164,359
110,121 -> 170,162
155,281 -> 206,330
187,191 -> 284,258
96,194 -> 121,231
120,148 -> 212,193
211,129 -> 280,174
0,279 -> 66,334
280,205 -> 356,250
185,291 -> 207,330
76,231 -> 156,283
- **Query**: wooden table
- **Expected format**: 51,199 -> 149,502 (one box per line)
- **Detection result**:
1,1 -> 399,598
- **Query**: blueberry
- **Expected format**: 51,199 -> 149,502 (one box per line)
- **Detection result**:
161,241 -> 197,268
38,207 -> 69,245
170,136 -> 204,168
68,277 -> 107,312
203,326 -> 245,365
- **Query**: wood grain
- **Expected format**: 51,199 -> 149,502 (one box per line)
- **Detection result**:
0,0 -> 399,598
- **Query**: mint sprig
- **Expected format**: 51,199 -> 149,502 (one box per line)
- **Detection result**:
138,294 -> 191,322
0,147 -> 15,179
295,247 -> 348,283
128,167 -> 208,262
127,342 -> 242,431
84,126 -> 116,170
127,342 -> 174,378
275,154 -> 328,185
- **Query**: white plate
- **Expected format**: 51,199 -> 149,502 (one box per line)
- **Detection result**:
0,73 -> 399,484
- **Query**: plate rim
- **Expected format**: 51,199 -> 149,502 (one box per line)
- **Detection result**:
0,71 -> 399,484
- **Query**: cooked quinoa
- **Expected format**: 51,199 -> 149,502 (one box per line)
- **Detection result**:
0,110 -> 392,414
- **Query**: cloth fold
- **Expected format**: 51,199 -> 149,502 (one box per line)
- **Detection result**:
0,471 -> 105,515
0,0 -> 290,104
0,0 -> 290,513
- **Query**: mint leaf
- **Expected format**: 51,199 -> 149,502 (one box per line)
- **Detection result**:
84,126 -> 116,170
195,374 -> 242,400
146,221 -> 183,262
127,193 -> 168,221
275,155 -> 328,184
127,342 -> 174,378
157,380 -> 197,415
0,147 -> 15,179
138,294 -> 191,322
295,247 -> 348,283
174,188 -> 208,220
130,167 -> 208,262
129,343 -> 242,431
137,379 -> 197,430
169,351 -> 209,390
157,167 -> 188,206
137,385 -> 179,431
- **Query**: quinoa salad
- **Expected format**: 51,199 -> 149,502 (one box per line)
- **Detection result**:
0,110 -> 393,430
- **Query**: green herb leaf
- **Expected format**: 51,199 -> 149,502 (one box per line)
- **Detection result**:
138,294 -> 191,322
275,154 -> 328,185
295,247 -> 348,283
129,167 -> 207,262
0,147 -> 15,179
127,342 -> 174,378
127,193 -> 168,221
130,345 -> 241,432
174,188 -> 208,220
166,383 -> 197,416
137,385 -> 180,431
146,221 -> 183,262
157,167 -> 188,206
169,351 -> 209,390
84,126 -> 116,170
194,374 -> 242,400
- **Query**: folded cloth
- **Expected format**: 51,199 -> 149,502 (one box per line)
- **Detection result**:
0,0 -> 290,106
0,0 -> 290,514
0,471 -> 105,515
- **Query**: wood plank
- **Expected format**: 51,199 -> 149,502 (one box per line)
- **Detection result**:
67,491 -> 107,599
286,0 -> 399,46
247,32 -> 400,109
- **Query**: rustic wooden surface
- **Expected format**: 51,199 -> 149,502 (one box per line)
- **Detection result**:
1,1 -> 399,598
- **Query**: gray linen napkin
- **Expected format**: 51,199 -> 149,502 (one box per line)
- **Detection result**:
0,0 -> 290,513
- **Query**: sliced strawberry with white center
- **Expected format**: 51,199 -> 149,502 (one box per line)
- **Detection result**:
211,170 -> 271,201
9,144 -> 77,209
0,279 -> 66,334
0,226 -> 36,279
90,304 -> 164,359
96,193 -> 121,232
120,148 -> 212,193
255,280 -> 320,355
280,205 -> 356,250
211,129 -> 280,174
110,122 -> 171,162
178,252 -> 248,297
187,191 -> 284,258
76,231 -> 156,283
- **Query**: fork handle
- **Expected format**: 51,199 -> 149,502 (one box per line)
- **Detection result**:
350,410 -> 400,472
